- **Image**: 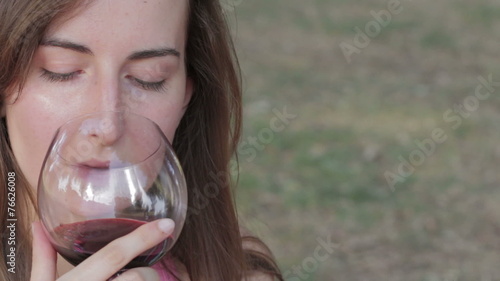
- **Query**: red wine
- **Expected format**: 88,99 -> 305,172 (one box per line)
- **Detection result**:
53,218 -> 168,268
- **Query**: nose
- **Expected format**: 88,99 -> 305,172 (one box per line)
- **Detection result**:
87,111 -> 125,147
93,70 -> 122,111
84,71 -> 128,146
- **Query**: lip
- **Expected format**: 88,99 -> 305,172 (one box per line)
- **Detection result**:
78,159 -> 110,169
75,159 -> 111,189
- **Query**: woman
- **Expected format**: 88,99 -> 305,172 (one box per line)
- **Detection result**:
0,0 -> 283,280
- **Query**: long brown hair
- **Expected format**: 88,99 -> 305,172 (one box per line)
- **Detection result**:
0,0 -> 283,280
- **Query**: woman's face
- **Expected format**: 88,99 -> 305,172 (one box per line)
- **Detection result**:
5,0 -> 192,189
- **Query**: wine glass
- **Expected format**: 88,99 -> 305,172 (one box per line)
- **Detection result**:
37,111 -> 187,276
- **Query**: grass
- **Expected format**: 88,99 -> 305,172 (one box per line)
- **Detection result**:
231,0 -> 500,280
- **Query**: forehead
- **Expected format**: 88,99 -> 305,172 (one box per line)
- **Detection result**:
44,0 -> 189,53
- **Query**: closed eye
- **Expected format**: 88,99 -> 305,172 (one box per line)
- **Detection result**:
128,76 -> 167,92
40,69 -> 167,92
40,69 -> 81,82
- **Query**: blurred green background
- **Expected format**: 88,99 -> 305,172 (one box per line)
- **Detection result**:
229,0 -> 500,280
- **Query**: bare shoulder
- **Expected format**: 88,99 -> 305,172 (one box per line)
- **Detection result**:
173,258 -> 191,281
170,228 -> 280,281
173,258 -> 275,281
240,227 -> 280,281
244,271 -> 276,281
240,227 -> 273,255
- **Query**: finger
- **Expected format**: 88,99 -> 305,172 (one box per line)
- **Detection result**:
31,222 -> 57,281
58,219 -> 174,281
112,267 -> 160,281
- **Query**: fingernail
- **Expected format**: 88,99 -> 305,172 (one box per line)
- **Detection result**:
157,219 -> 174,234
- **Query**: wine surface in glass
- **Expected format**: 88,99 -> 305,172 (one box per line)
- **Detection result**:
53,218 -> 168,268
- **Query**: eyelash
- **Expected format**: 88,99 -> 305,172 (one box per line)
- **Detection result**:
131,77 -> 167,92
40,69 -> 167,92
40,69 -> 79,82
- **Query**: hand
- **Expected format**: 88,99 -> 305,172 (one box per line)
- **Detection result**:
31,219 -> 175,281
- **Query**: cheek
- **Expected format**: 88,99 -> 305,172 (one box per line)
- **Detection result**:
6,101 -> 67,189
5,75 -> 90,189
137,79 -> 190,143
141,102 -> 186,144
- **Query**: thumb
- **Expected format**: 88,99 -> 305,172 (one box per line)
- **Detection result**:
31,222 -> 57,281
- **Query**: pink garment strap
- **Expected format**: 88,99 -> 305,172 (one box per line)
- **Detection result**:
151,257 -> 177,281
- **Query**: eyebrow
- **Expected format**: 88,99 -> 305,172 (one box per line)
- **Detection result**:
41,39 -> 92,54
40,38 -> 180,60
127,48 -> 180,60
